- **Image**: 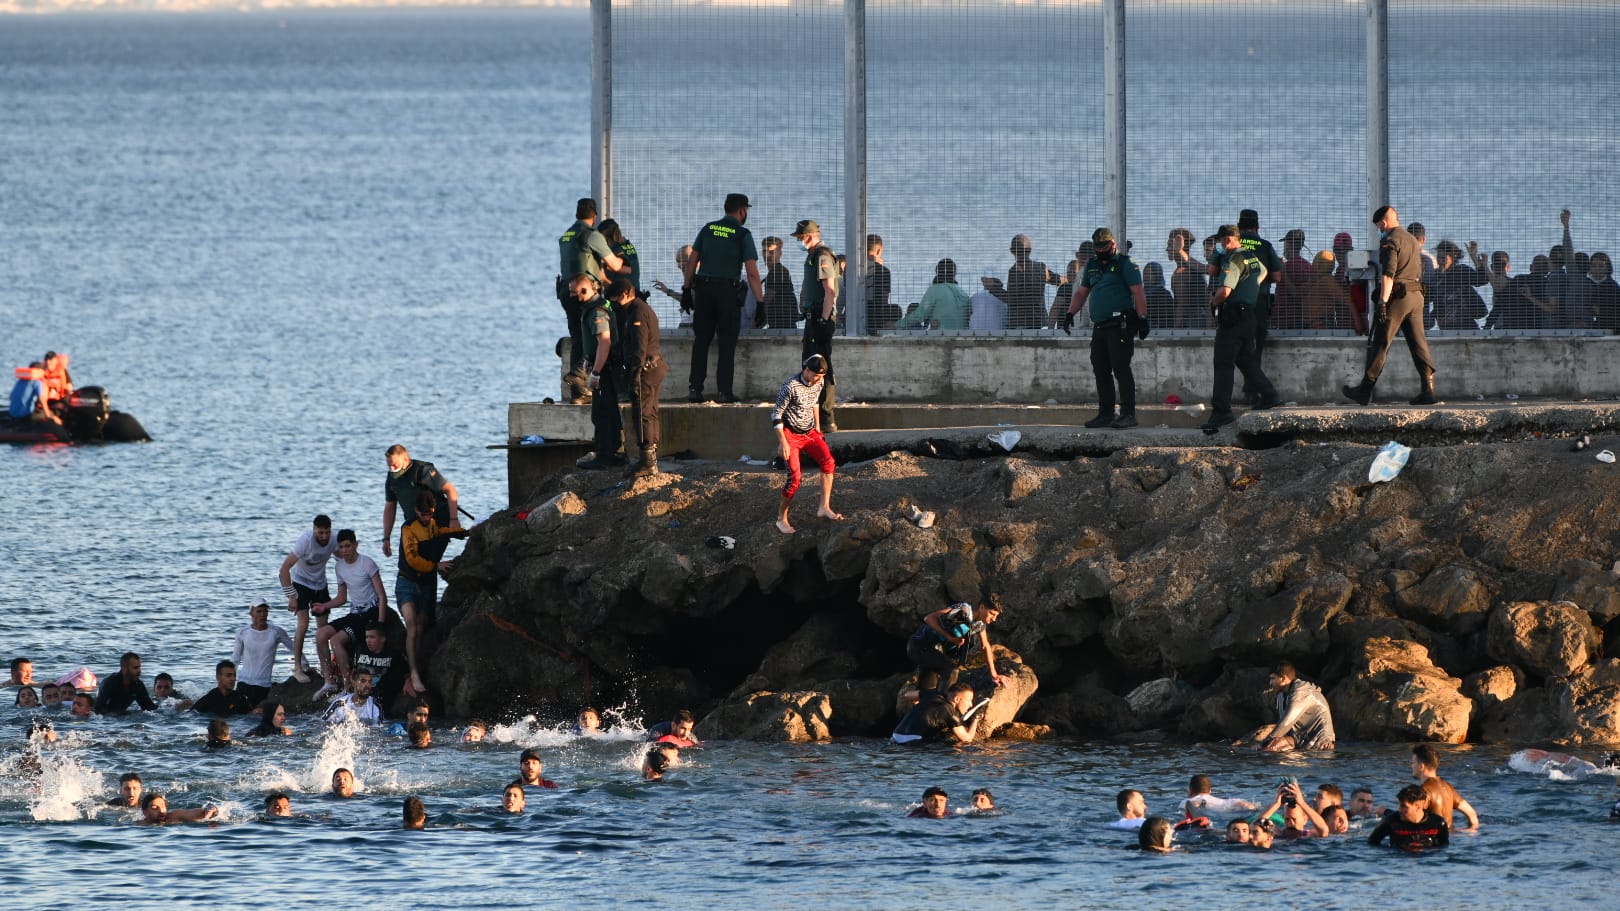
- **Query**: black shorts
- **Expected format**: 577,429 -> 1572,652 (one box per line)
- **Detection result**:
293,583 -> 331,614
329,610 -> 374,644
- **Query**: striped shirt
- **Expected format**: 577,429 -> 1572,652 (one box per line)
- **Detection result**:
772,375 -> 821,434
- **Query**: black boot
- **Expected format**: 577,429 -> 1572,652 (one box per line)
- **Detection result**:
577,451 -> 616,470
1342,379 -> 1375,406
1084,412 -> 1115,429
1409,375 -> 1439,406
633,445 -> 660,478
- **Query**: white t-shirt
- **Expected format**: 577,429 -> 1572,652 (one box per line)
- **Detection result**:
232,624 -> 294,688
325,694 -> 381,725
289,529 -> 338,590
332,553 -> 382,610
968,289 -> 1008,330
1179,795 -> 1254,817
1107,817 -> 1147,830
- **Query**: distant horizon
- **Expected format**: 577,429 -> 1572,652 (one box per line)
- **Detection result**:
0,0 -> 1568,18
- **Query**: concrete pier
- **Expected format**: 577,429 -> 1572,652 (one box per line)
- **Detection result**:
502,335 -> 1620,506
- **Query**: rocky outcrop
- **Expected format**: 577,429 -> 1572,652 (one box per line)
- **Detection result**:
431,438 -> 1620,745
1487,601 -> 1600,679
701,691 -> 833,743
1329,637 -> 1473,743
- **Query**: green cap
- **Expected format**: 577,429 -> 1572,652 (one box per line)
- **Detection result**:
791,219 -> 820,238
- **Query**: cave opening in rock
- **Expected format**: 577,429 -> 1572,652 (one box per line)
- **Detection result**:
625,571 -> 910,705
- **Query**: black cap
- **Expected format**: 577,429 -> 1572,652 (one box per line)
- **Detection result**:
724,193 -> 751,212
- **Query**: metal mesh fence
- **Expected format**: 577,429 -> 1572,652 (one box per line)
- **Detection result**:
1390,0 -> 1620,331
608,1 -> 1620,335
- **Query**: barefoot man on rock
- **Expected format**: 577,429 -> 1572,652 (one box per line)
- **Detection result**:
770,354 -> 842,535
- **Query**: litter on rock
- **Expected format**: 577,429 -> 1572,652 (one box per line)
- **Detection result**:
1369,441 -> 1412,484
1597,450 -> 1616,464
988,430 -> 1021,452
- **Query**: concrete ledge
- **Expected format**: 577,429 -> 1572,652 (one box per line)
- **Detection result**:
558,334 -> 1620,405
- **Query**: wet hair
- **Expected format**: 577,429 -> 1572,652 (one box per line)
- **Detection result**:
408,722 -> 431,747
922,786 -> 947,801
8,657 -> 27,675
1396,784 -> 1428,806
313,515 -> 332,529
598,218 -> 625,246
1188,775 -> 1211,795
207,718 -> 230,740
364,621 -> 387,633
520,748 -> 544,764
971,788 -> 994,806
1116,789 -> 1142,815
350,666 -> 373,681
14,686 -> 37,706
1271,661 -> 1297,680
933,258 -> 957,283
264,792 -> 289,811
1317,783 -> 1343,802
140,793 -> 163,811
1138,816 -> 1174,851
1412,744 -> 1440,771
120,772 -> 142,785
504,780 -> 525,795
336,528 -> 357,545
215,660 -> 236,674
645,747 -> 672,776
1225,818 -> 1249,835
414,490 -> 436,514
605,278 -> 636,300
574,198 -> 597,220
1323,805 -> 1349,826
403,796 -> 426,827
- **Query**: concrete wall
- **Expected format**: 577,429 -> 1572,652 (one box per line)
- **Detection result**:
562,334 -> 1620,406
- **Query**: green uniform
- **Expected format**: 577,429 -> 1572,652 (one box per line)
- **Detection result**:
613,240 -> 640,292
582,298 -> 615,366
692,215 -> 758,279
559,220 -> 614,283
1208,246 -> 1277,422
1083,254 -> 1143,324
800,246 -> 840,317
1220,248 -> 1269,309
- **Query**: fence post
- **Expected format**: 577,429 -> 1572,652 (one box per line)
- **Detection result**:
1366,0 -> 1388,220
1104,0 -> 1127,249
844,0 -> 868,336
591,0 -> 613,213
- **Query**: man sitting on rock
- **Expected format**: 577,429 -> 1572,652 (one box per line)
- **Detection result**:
1412,744 -> 1479,830
1259,661 -> 1335,751
891,682 -> 980,746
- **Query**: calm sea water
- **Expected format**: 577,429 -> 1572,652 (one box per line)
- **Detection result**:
3,10 -> 1618,909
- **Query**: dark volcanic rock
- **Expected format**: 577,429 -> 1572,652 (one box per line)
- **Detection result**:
431,439 -> 1620,744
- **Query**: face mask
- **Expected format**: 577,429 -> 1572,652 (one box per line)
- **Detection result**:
389,466 -> 407,479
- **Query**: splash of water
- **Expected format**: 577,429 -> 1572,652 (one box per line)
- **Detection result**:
28,747 -> 107,822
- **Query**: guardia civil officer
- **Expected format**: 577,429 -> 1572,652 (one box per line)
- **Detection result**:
557,199 -> 625,405
1343,206 -> 1438,406
1237,209 -> 1284,402
1202,225 -> 1279,435
1063,227 -> 1149,429
569,273 -> 625,470
606,278 -> 664,477
792,219 -> 840,432
683,193 -> 767,404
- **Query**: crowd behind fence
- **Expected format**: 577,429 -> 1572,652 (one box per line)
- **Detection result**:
603,0 -> 1620,337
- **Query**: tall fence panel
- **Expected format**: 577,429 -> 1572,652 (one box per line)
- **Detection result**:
606,1 -> 1620,335
1389,0 -> 1620,330
611,0 -> 844,324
